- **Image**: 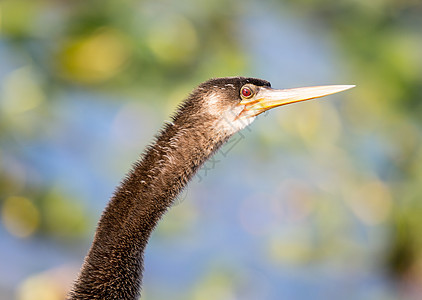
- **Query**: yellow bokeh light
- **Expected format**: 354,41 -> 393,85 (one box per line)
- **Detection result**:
1,66 -> 45,115
0,3 -> 2,33
147,14 -> 198,64
17,266 -> 76,300
268,237 -> 312,265
0,0 -> 39,36
346,180 -> 393,226
1,196 -> 40,238
58,27 -> 131,83
295,102 -> 322,142
18,275 -> 61,300
43,188 -> 88,237
276,101 -> 341,148
192,273 -> 235,300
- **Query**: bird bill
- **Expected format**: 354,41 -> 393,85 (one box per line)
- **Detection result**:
239,84 -> 355,119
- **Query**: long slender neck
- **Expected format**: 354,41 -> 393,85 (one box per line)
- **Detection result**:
68,112 -> 229,299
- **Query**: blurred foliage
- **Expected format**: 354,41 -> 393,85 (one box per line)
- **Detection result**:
0,0 -> 248,240
0,0 -> 246,89
1,1 -> 250,298
1,0 -> 422,299
282,0 -> 422,283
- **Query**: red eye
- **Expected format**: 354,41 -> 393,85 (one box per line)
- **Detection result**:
241,87 -> 253,98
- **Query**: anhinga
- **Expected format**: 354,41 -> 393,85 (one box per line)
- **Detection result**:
68,77 -> 354,299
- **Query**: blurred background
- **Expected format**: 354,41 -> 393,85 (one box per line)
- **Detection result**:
1,0 -> 422,299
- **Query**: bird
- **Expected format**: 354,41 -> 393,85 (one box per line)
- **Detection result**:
68,77 -> 354,299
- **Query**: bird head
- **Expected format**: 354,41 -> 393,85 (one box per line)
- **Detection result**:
189,77 -> 354,135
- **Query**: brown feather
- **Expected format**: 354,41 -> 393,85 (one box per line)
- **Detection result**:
68,77 -> 270,299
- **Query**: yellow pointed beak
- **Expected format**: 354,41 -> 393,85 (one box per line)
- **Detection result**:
239,85 -> 355,119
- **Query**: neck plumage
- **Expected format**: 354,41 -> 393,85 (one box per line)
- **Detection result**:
68,108 -> 230,299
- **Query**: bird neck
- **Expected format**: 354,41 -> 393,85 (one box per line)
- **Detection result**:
69,116 -> 230,299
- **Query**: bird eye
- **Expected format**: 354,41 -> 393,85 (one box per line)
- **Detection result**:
241,86 -> 253,98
